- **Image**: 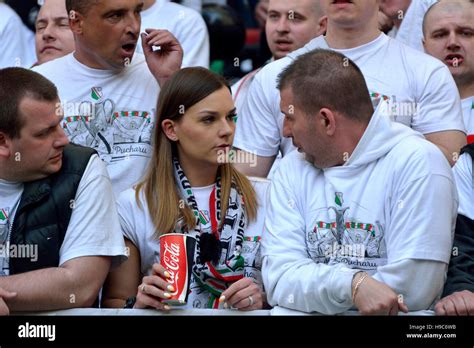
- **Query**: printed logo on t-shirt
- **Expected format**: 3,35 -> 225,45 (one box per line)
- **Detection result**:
306,192 -> 387,272
91,87 -> 103,101
61,94 -> 154,164
0,208 -> 9,243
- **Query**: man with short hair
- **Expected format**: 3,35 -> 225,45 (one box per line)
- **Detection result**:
233,0 -> 465,177
33,0 -> 183,196
423,0 -> 474,143
34,0 -> 75,66
261,49 -> 457,315
0,67 -> 126,315
232,0 -> 326,113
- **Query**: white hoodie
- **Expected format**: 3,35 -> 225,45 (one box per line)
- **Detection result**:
261,102 -> 458,314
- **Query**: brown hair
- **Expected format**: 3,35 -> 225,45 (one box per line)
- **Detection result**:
136,67 -> 257,236
277,49 -> 373,123
0,68 -> 58,139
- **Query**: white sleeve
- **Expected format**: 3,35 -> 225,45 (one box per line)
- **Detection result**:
0,11 -> 35,68
453,153 -> 474,219
179,10 -> 209,68
371,259 -> 447,310
233,65 -> 283,157
59,155 -> 127,267
261,167 -> 358,314
412,63 -> 465,134
116,189 -> 141,248
386,171 -> 457,264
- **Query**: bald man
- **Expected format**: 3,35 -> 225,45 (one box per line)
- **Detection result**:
423,0 -> 474,317
423,0 -> 474,143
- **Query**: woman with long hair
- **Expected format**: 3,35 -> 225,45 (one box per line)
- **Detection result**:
102,67 -> 269,310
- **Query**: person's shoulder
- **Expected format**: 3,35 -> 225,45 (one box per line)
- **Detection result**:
163,1 -> 203,19
386,36 -> 446,71
287,35 -> 326,60
32,53 -> 72,75
117,186 -> 147,213
390,133 -> 452,175
0,3 -> 21,32
256,56 -> 292,87
248,176 -> 271,194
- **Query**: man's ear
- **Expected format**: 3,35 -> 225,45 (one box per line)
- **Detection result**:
161,119 -> 178,141
0,132 -> 12,158
317,16 -> 328,37
69,10 -> 84,35
319,108 -> 336,136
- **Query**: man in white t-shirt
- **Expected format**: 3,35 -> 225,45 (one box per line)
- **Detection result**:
33,0 -> 183,196
0,68 -> 127,315
231,0 -> 326,116
262,49 -> 457,315
380,0 -> 436,51
0,2 -> 36,68
423,0 -> 474,144
233,0 -> 466,177
34,0 -> 75,66
137,0 -> 209,68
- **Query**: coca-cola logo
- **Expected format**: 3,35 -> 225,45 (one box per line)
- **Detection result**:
162,241 -> 182,296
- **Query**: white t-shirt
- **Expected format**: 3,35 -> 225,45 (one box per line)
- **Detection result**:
387,0 -> 437,52
117,177 -> 269,309
0,155 -> 127,276
0,3 -> 36,68
0,180 -> 23,276
33,53 -> 160,196
137,0 -> 210,68
231,68 -> 262,121
453,153 -> 474,220
179,0 -> 202,12
261,103 -> 457,314
462,97 -> 474,143
234,33 -> 465,158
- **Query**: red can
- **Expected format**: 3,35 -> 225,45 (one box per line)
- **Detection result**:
159,233 -> 196,305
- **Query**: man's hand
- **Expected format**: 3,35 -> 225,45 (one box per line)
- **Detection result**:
141,29 -> 183,87
352,273 -> 409,315
219,277 -> 264,311
0,288 -> 17,316
435,290 -> 474,316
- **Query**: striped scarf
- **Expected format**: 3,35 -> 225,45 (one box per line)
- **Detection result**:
173,158 -> 246,307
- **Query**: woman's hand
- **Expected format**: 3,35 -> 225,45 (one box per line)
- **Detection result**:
219,277 -> 264,311
134,263 -> 175,311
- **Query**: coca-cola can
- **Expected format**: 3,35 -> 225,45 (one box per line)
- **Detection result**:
159,233 -> 196,305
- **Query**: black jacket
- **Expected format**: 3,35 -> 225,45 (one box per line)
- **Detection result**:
9,144 -> 96,275
442,144 -> 474,296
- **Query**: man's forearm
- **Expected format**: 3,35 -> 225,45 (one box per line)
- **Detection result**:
0,267 -> 96,312
0,256 -> 110,312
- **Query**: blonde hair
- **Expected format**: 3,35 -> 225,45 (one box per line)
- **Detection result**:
136,68 -> 257,237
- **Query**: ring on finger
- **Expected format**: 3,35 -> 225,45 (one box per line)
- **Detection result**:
248,295 -> 254,307
141,284 -> 146,293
